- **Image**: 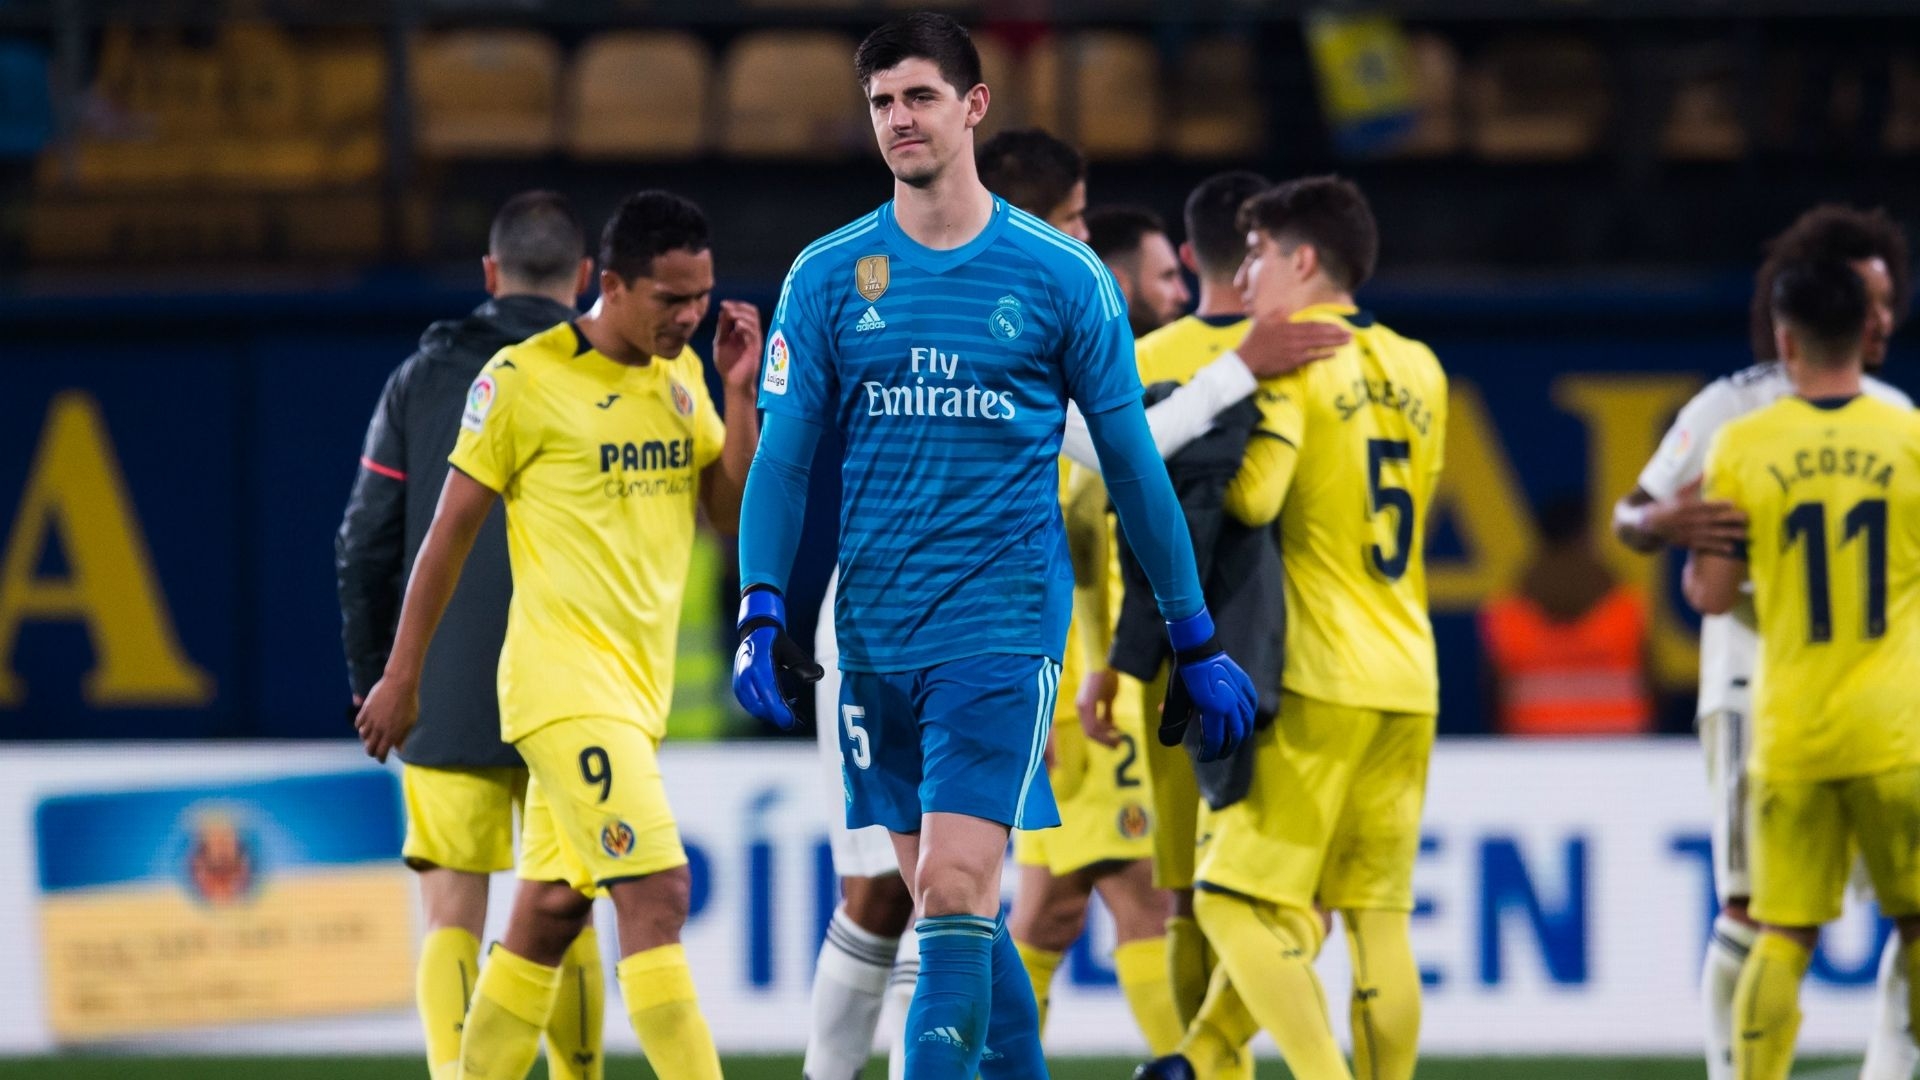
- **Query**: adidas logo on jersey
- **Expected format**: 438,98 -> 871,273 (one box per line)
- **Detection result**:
917,1026 -> 970,1052
855,306 -> 887,333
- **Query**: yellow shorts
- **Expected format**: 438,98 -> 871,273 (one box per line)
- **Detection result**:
1014,672 -> 1154,876
401,764 -> 526,874
516,716 -> 687,895
1196,691 -> 1435,912
1750,764 -> 1920,927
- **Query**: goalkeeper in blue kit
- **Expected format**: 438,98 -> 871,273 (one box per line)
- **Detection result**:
730,13 -> 1257,1080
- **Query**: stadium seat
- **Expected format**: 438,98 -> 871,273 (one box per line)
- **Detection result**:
718,31 -> 864,158
304,33 -> 386,137
1398,32 -> 1462,155
1662,56 -> 1746,159
1068,31 -> 1162,158
1169,36 -> 1264,158
413,30 -> 560,157
1465,37 -> 1608,160
568,32 -> 710,159
971,32 -> 1018,140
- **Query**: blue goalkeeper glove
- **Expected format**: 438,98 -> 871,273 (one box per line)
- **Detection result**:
1160,610 -> 1256,762
732,586 -> 825,731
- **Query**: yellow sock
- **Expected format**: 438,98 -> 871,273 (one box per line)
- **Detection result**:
459,945 -> 561,1080
1166,914 -> 1211,1026
1344,910 -> 1421,1080
618,944 -> 721,1080
1016,940 -> 1065,1037
1179,962 -> 1260,1079
1196,890 -> 1352,1080
1734,933 -> 1810,1080
1113,937 -> 1184,1056
418,928 -> 480,1080
545,928 -> 605,1080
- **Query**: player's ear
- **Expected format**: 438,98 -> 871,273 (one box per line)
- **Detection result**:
1774,322 -> 1798,366
1178,241 -> 1200,276
573,258 -> 595,301
1295,242 -> 1320,283
965,82 -> 989,130
599,267 -> 628,303
481,255 -> 501,298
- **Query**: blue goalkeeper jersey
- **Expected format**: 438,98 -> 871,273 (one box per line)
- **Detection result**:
760,197 -> 1143,673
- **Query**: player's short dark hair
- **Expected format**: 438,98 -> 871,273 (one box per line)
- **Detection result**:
1086,206 -> 1167,264
977,129 -> 1085,221
489,190 -> 584,286
600,190 -> 709,282
1185,170 -> 1269,279
854,12 -> 982,97
1751,204 -> 1910,358
1237,175 -> 1378,293
1770,256 -> 1870,364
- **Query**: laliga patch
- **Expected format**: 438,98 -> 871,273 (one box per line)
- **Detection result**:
762,329 -> 791,396
462,374 -> 496,432
670,381 -> 695,417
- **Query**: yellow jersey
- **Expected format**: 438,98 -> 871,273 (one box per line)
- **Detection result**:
1702,394 -> 1920,782
448,321 -> 726,742
1264,304 -> 1447,715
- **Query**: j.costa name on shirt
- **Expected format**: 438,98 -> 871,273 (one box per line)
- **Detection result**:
1764,444 -> 1896,494
859,346 -> 1019,420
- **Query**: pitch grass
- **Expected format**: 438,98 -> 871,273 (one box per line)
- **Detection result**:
0,1056 -> 1861,1079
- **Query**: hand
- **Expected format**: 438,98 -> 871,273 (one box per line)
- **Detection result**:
354,673 -> 419,763
1161,610 -> 1256,762
732,587 -> 824,730
1646,481 -> 1747,554
713,300 -> 763,397
1235,318 -> 1350,379
1077,667 -> 1123,748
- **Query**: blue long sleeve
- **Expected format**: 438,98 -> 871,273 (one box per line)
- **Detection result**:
1082,400 -> 1204,621
738,410 -> 824,594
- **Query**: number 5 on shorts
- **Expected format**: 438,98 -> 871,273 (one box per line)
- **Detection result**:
842,704 -> 872,770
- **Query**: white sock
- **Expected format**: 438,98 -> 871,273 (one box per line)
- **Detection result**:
1703,914 -> 1756,1080
1861,932 -> 1919,1080
803,907 -> 900,1080
884,925 -> 919,1080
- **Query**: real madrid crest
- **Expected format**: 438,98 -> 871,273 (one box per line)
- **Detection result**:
989,294 -> 1024,341
856,255 -> 890,302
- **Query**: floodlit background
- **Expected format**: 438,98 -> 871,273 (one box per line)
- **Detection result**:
0,0 -> 1915,1075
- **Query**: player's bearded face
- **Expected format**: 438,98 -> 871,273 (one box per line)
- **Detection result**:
1852,256 -> 1895,369
866,60 -> 987,187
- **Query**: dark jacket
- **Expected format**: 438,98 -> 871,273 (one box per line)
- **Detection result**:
335,295 -> 575,768
1109,383 -> 1286,810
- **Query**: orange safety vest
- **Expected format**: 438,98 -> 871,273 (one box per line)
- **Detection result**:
1479,585 -> 1653,736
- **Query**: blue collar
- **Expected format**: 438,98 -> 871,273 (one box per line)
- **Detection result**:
878,197 -> 1009,275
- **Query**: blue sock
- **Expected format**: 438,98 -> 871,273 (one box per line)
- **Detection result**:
981,914 -> 1049,1078
904,914 -> 997,1079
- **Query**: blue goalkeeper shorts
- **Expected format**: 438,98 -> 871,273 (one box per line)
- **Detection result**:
836,654 -> 1063,834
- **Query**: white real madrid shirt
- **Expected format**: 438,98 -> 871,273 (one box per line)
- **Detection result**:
1637,360 -> 1913,719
